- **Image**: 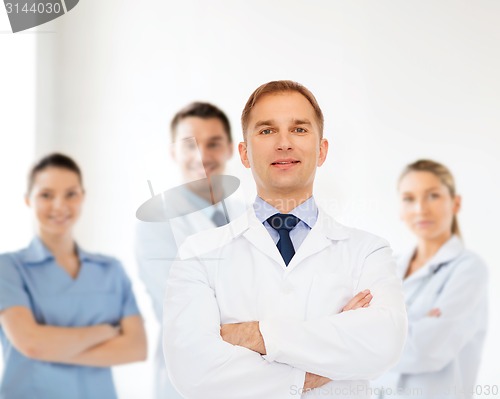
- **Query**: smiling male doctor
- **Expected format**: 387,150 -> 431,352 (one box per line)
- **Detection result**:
163,81 -> 407,399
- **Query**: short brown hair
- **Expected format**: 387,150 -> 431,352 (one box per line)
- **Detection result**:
170,102 -> 232,143
27,153 -> 83,194
398,159 -> 461,237
241,80 -> 324,138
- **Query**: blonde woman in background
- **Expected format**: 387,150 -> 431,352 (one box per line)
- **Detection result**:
372,159 -> 488,399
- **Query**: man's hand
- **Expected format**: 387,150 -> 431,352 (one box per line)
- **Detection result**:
304,372 -> 331,391
342,290 -> 372,312
427,308 -> 441,317
220,321 -> 266,355
220,291 -> 373,391
300,290 -> 373,391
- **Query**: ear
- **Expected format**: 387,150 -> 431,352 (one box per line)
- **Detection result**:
238,141 -> 250,169
317,138 -> 329,167
453,194 -> 461,214
24,194 -> 31,208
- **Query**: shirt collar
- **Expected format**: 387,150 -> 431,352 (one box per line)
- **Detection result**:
427,235 -> 465,268
21,236 -> 54,264
20,236 -> 108,265
76,245 -> 109,264
183,186 -> 223,219
179,204 -> 349,260
252,196 -> 318,229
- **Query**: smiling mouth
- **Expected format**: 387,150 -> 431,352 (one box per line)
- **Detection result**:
271,161 -> 300,165
415,221 -> 433,227
49,216 -> 71,223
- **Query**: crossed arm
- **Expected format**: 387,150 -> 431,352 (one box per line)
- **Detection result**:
164,245 -> 407,398
220,290 -> 373,391
0,306 -> 147,366
392,259 -> 488,374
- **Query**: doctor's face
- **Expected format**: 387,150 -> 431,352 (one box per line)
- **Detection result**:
26,167 -> 84,238
171,117 -> 233,182
238,92 -> 328,201
399,171 -> 460,242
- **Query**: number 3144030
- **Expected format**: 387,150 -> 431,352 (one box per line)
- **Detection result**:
5,3 -> 62,14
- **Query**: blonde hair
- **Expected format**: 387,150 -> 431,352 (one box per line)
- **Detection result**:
398,159 -> 461,237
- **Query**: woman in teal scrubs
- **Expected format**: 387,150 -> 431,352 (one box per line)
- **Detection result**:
0,153 -> 147,399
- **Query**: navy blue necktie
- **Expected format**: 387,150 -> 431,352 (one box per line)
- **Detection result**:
267,213 -> 300,266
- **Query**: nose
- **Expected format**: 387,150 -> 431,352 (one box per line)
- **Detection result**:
275,131 -> 293,151
52,196 -> 67,211
198,146 -> 217,172
198,145 -> 212,163
415,198 -> 429,214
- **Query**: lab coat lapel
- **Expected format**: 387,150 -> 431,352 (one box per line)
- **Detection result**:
287,207 -> 350,272
232,206 -> 350,270
427,235 -> 464,267
403,235 -> 464,283
242,208 -> 285,267
401,251 -> 434,284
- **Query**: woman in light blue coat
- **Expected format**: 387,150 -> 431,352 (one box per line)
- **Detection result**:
373,159 -> 489,399
0,153 -> 147,399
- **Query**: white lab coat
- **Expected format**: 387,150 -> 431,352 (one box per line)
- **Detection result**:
371,236 -> 489,399
163,206 -> 408,399
136,192 -> 247,399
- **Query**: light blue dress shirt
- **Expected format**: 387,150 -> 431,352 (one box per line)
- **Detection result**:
0,237 -> 140,399
253,195 -> 318,251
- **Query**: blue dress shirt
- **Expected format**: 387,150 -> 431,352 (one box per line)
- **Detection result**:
0,237 -> 140,399
253,196 -> 318,251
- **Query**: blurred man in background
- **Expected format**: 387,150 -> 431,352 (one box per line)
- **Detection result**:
135,102 -> 243,399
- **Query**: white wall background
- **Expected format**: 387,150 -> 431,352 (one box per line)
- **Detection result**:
2,0 -> 499,397
0,7 -> 37,383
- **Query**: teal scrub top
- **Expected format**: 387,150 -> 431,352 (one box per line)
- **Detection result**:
0,237 -> 141,399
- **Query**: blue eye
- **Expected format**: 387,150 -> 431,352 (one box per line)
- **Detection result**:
260,129 -> 273,135
294,127 -> 307,133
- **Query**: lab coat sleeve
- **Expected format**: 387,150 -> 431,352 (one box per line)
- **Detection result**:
259,240 -> 407,381
393,255 -> 488,374
135,222 -> 178,321
163,256 -> 306,399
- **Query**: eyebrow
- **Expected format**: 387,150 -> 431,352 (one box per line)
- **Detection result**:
292,119 -> 313,126
38,185 -> 80,191
207,136 -> 224,142
253,119 -> 313,129
253,120 -> 275,129
401,186 -> 442,195
179,135 -> 225,143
